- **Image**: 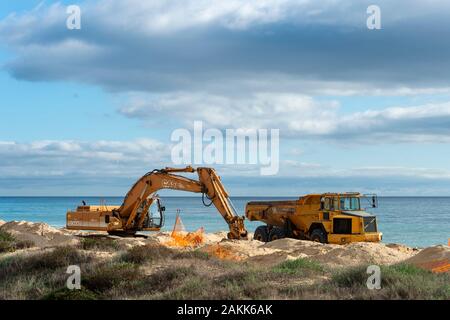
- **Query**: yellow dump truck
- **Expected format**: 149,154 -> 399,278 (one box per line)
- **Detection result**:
245,193 -> 382,244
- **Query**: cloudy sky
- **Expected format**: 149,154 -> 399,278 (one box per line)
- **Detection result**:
1,0 -> 450,196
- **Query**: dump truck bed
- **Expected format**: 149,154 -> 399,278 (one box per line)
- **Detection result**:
246,200 -> 298,227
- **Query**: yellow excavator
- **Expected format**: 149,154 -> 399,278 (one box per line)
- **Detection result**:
66,166 -> 248,239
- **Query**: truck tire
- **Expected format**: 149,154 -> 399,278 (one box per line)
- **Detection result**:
269,227 -> 285,241
310,228 -> 327,243
254,226 -> 269,242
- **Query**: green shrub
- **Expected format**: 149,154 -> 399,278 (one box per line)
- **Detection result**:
161,276 -> 209,300
122,266 -> 198,299
273,258 -> 324,275
83,262 -> 139,292
0,240 -> 15,253
380,264 -> 449,299
15,240 -> 35,250
0,230 -> 15,242
0,230 -> 33,253
210,269 -> 270,300
331,265 -> 368,288
80,237 -> 120,251
30,246 -> 89,270
0,246 -> 89,280
146,266 -> 195,290
385,263 -> 430,277
173,249 -> 211,260
329,263 -> 450,300
0,240 -> 34,253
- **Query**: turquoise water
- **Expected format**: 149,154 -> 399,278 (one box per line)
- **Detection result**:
0,196 -> 448,248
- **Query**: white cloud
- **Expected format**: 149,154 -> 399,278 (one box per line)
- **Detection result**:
0,0 -> 321,41
2,139 -> 450,196
334,102 -> 450,142
274,160 -> 450,180
0,139 -> 170,177
120,92 -> 450,143
26,0 -> 448,33
2,0 -> 450,94
120,92 -> 339,132
3,138 -> 449,181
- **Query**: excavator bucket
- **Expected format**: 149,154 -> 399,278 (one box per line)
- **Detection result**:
227,216 -> 248,240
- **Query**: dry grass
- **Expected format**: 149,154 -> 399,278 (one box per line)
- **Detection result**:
0,246 -> 92,299
0,242 -> 448,300
83,262 -> 140,293
79,236 -> 122,252
324,264 -> 450,300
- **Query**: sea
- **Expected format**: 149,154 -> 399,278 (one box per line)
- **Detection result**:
0,196 -> 448,248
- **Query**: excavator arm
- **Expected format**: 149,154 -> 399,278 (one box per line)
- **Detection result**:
114,166 -> 248,239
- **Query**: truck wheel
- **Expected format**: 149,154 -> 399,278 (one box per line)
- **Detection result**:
254,226 -> 269,242
310,229 -> 327,243
269,227 -> 285,241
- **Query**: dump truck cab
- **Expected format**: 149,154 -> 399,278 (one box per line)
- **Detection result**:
245,192 -> 382,244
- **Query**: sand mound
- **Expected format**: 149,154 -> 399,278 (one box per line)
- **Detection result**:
0,221 -> 79,248
200,237 -> 418,267
204,231 -> 229,244
311,242 -> 416,268
403,245 -> 449,273
0,220 -> 5,227
0,220 -> 434,270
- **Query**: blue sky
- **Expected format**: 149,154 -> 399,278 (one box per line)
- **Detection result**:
1,1 -> 450,196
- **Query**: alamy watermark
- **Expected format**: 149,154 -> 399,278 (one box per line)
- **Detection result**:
66,265 -> 81,290
66,5 -> 81,30
366,265 -> 381,290
171,121 -> 279,175
367,5 -> 381,30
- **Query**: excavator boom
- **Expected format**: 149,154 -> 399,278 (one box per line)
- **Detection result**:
66,166 -> 248,240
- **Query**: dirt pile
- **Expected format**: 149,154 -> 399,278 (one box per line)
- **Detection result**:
200,237 -> 418,267
0,221 -> 79,248
203,231 -> 229,244
403,245 -> 449,273
0,220 -> 444,271
152,231 -> 228,246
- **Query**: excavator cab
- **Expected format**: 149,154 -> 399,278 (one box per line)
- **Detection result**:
142,196 -> 165,230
